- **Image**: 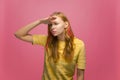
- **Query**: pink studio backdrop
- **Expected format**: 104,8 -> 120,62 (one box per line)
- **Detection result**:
0,0 -> 120,80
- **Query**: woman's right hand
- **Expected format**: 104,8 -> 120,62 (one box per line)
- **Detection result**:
40,17 -> 51,24
40,16 -> 56,24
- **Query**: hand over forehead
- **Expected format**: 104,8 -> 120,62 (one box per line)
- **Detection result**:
49,16 -> 56,21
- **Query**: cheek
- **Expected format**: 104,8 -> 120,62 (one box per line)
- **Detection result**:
57,26 -> 64,33
57,24 -> 65,30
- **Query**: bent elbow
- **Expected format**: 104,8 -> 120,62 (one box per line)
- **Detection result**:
14,33 -> 21,38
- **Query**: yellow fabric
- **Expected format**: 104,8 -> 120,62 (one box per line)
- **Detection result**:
32,34 -> 86,80
32,34 -> 47,46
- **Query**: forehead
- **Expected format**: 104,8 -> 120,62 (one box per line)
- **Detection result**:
50,15 -> 63,23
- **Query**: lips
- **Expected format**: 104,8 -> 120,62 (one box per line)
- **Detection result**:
51,28 -> 57,34
51,30 -> 56,34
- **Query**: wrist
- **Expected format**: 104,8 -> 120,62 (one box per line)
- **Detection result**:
38,19 -> 43,24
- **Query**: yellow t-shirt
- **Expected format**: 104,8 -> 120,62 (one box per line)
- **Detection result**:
32,34 -> 86,80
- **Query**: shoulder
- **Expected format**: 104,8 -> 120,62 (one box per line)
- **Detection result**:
33,34 -> 47,38
32,34 -> 48,46
73,37 -> 85,48
33,34 -> 48,41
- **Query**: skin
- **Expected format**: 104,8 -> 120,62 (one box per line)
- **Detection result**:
14,15 -> 85,80
77,69 -> 85,80
49,15 -> 68,41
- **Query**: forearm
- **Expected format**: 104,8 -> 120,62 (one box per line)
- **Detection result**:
77,69 -> 84,80
77,75 -> 84,80
14,19 -> 42,37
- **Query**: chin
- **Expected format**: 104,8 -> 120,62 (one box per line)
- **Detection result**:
52,34 -> 58,36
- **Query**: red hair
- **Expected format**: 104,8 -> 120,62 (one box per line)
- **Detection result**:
45,12 -> 74,63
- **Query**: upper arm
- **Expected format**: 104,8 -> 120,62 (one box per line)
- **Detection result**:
32,34 -> 47,46
77,41 -> 86,69
15,34 -> 47,46
14,34 -> 33,43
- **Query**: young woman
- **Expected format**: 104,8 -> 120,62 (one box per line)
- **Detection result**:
14,12 -> 86,80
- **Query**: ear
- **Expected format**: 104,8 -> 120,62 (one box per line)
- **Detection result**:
64,21 -> 69,28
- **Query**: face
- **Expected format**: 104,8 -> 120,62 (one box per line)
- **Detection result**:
49,16 -> 68,36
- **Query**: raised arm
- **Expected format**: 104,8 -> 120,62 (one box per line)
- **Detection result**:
14,17 -> 51,43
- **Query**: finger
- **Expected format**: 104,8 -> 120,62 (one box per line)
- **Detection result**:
49,16 -> 56,20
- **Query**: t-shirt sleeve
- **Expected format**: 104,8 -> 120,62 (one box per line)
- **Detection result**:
32,34 -> 47,46
77,41 -> 86,69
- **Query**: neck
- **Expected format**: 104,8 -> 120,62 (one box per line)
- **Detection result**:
57,31 -> 65,41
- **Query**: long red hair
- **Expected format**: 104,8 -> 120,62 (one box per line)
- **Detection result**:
45,12 -> 74,63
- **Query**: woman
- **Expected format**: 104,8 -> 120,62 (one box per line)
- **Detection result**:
14,12 -> 86,80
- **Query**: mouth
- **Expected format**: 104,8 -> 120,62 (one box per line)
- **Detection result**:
51,31 -> 56,34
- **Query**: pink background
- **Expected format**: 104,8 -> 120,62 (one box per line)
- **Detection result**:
0,0 -> 120,80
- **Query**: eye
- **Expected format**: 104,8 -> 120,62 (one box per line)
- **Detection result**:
54,23 -> 58,25
48,24 -> 52,26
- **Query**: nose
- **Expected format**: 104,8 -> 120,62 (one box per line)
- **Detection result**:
51,27 -> 55,31
50,24 -> 56,30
